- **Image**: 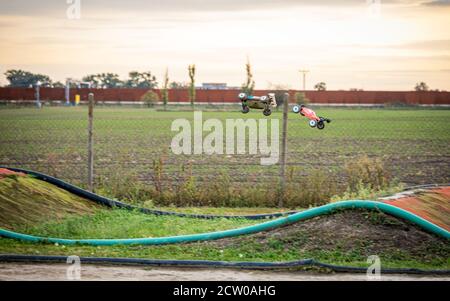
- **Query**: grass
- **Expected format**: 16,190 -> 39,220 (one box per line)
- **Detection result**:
0,175 -> 99,229
0,106 -> 448,206
0,208 -> 448,271
13,208 -> 259,239
1,239 -> 447,271
151,206 -> 299,215
0,107 -> 449,190
0,106 -> 448,272
0,178 -> 447,271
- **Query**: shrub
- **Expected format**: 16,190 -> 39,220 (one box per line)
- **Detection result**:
95,157 -> 393,209
140,90 -> 160,107
330,181 -> 404,202
97,172 -> 156,205
283,167 -> 337,208
344,155 -> 390,192
295,92 -> 310,105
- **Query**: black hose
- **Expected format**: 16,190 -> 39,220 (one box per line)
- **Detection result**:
1,254 -> 449,275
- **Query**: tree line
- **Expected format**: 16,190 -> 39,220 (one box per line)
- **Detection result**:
2,68 -> 441,92
3,69 -> 189,89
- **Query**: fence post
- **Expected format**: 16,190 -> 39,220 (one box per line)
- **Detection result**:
88,93 -> 95,192
278,92 -> 289,207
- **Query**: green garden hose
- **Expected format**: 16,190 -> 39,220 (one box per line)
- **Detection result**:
0,200 -> 448,246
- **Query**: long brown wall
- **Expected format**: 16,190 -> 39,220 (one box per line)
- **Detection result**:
0,87 -> 449,105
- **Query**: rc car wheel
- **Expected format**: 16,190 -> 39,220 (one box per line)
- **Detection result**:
242,106 -> 250,114
292,105 -> 301,113
317,121 -> 325,130
263,109 -> 272,116
309,120 -> 317,127
238,93 -> 247,100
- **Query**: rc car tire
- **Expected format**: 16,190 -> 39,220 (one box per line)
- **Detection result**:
238,93 -> 247,100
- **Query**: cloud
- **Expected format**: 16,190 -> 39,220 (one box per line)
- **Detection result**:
421,0 -> 450,6
0,0 -> 407,17
398,40 -> 450,50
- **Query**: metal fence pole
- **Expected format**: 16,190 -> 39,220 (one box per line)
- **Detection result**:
88,93 -> 94,191
35,83 -> 41,108
278,92 -> 289,207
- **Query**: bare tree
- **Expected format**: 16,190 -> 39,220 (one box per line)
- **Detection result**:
161,68 -> 169,110
188,64 -> 196,108
241,57 -> 255,95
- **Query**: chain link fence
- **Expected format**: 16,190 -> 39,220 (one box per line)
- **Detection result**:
1,104 -> 449,206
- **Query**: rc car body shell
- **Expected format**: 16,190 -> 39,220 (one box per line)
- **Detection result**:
239,93 -> 277,116
300,107 -> 321,121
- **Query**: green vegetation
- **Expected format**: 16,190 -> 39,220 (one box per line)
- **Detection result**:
241,58 -> 255,95
0,175 -> 99,229
14,208 -> 258,239
0,107 -> 449,207
1,106 -> 448,272
0,174 -> 447,271
188,64 -> 196,107
314,82 -> 327,91
4,69 -> 52,87
140,90 -> 160,107
1,239 -> 447,271
294,92 -> 310,105
161,68 -> 169,109
0,209 -> 448,270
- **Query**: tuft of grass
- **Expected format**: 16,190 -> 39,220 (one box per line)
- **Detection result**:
331,182 -> 404,202
344,155 -> 390,192
0,176 -> 99,229
14,208 -> 258,239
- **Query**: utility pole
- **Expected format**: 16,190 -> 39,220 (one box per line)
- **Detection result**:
299,70 -> 309,91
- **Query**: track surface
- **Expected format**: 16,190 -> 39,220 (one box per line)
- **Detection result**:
1,263 -> 448,281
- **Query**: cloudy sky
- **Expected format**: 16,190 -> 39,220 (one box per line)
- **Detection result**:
0,0 -> 449,90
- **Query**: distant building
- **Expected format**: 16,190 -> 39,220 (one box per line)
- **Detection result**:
201,83 -> 227,90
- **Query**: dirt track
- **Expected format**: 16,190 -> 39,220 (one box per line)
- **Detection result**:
0,263 -> 448,281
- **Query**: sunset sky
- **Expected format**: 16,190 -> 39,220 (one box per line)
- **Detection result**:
0,0 -> 449,90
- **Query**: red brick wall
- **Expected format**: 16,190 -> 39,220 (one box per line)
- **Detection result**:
0,87 -> 449,104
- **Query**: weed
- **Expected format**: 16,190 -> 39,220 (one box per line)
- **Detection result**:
344,155 -> 390,191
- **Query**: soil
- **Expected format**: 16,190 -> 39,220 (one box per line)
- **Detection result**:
0,263 -> 448,281
207,210 -> 450,259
